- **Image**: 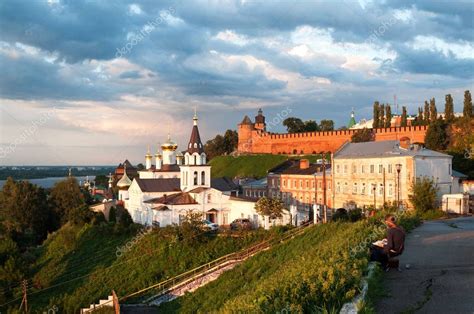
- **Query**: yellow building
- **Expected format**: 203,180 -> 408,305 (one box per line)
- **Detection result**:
333,139 -> 453,209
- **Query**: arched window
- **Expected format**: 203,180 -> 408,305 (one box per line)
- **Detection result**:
194,143 -> 197,148
194,155 -> 197,165
201,171 -> 205,186
193,171 -> 198,185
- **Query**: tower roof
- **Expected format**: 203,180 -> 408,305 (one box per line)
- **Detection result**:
187,114 -> 204,154
347,110 -> 356,128
240,115 -> 252,125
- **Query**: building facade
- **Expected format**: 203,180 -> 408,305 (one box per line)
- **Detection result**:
333,139 -> 453,209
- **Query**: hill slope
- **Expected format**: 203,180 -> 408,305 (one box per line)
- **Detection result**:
13,224 -> 272,313
210,154 -> 322,178
159,214 -> 420,313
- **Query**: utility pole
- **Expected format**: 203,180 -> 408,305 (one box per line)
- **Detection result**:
383,167 -> 386,207
19,279 -> 28,313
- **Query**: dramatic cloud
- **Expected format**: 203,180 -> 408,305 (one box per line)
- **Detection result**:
0,0 -> 472,165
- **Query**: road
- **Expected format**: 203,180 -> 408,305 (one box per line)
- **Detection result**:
376,216 -> 474,314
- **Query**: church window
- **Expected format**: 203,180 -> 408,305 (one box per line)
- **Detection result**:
194,155 -> 197,165
207,194 -> 212,202
193,171 -> 198,185
201,171 -> 205,185
189,143 -> 192,148
194,143 -> 197,148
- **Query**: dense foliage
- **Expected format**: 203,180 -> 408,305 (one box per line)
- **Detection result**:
283,117 -> 335,133
351,128 -> 375,143
254,197 -> 285,220
204,129 -> 238,159
409,177 -> 438,213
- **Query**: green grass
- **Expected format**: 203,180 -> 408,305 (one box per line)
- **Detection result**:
159,214 -> 422,313
12,224 -> 272,313
159,221 -> 376,313
210,154 -> 323,178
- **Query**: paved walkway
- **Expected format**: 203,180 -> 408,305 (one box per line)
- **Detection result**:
376,216 -> 474,314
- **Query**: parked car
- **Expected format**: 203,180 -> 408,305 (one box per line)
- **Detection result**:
202,220 -> 219,231
230,218 -> 253,230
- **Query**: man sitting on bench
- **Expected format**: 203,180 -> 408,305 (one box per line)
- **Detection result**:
370,214 -> 406,270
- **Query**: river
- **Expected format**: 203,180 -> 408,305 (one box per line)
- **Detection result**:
0,176 -> 95,189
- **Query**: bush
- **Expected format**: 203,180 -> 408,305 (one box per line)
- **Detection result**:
348,208 -> 363,222
418,209 -> 447,220
332,208 -> 348,221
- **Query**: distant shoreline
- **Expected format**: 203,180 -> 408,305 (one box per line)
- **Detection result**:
0,166 -> 115,181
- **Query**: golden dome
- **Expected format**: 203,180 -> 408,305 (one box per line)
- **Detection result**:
161,134 -> 178,151
117,167 -> 132,188
145,145 -> 152,158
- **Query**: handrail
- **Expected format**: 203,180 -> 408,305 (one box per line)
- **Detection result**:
89,222 -> 313,311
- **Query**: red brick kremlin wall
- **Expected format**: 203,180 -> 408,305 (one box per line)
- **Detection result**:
238,118 -> 428,154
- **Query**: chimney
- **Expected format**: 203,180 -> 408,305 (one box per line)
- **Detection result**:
299,159 -> 309,169
399,137 -> 411,149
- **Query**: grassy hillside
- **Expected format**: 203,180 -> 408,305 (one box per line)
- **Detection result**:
210,154 -> 323,178
12,223 -> 273,313
159,214 -> 420,313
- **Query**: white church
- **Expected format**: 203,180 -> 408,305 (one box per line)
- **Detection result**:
116,113 -> 290,228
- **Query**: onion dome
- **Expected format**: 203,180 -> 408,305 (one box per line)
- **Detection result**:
154,144 -> 162,158
161,134 -> 178,151
117,165 -> 132,189
145,145 -> 153,159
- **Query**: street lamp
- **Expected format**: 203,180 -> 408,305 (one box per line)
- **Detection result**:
373,185 -> 376,209
396,164 -> 402,209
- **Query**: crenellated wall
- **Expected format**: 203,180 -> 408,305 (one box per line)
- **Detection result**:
237,125 -> 428,154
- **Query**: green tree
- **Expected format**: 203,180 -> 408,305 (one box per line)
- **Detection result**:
351,128 -> 375,143
424,101 -> 430,124
373,101 -> 380,128
463,90 -> 473,118
303,120 -> 319,132
255,197 -> 284,220
223,130 -> 238,154
319,119 -> 334,131
444,94 -> 454,122
385,105 -> 392,128
0,236 -> 26,304
429,98 -> 437,122
425,119 -> 449,151
409,177 -> 438,213
283,117 -> 305,133
0,178 -> 51,244
400,106 -> 408,127
379,104 -> 385,128
49,177 -> 86,226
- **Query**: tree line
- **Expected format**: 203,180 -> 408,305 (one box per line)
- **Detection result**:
373,90 -> 472,128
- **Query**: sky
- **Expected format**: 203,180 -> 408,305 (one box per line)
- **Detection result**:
0,0 -> 473,165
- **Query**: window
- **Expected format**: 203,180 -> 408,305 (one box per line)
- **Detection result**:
388,164 -> 393,174
361,183 -> 366,195
378,184 -> 384,196
306,180 -> 309,189
207,194 -> 212,202
352,165 -> 357,174
388,183 -> 393,196
370,183 -> 376,195
336,165 -> 340,173
312,180 -> 315,188
245,190 -> 249,196
318,182 -> 322,189
336,182 -> 341,193
343,182 -> 348,193
194,143 -> 197,148
361,165 -> 365,174
193,171 -> 198,185
353,183 -> 358,194
293,180 -> 296,188
370,165 -> 375,173
379,165 -> 383,174
343,165 -> 348,174
201,171 -> 205,186
300,180 -> 303,188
